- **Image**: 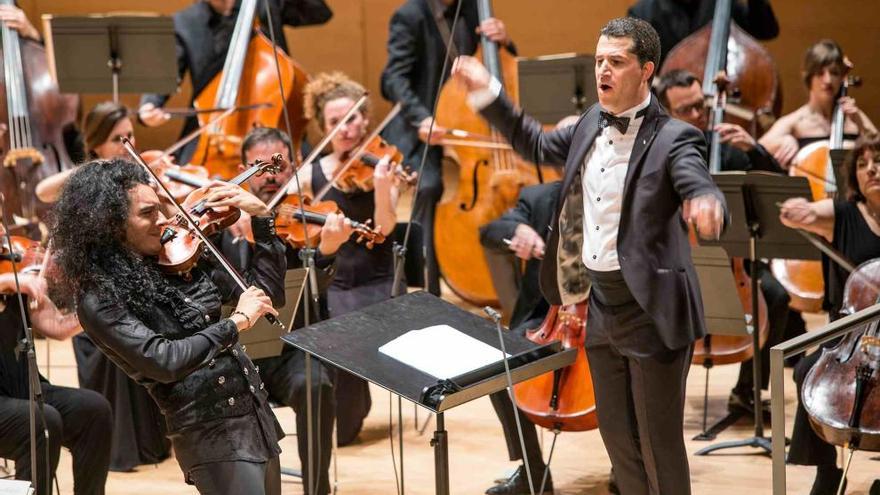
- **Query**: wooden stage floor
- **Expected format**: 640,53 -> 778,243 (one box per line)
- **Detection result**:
21,307 -> 880,494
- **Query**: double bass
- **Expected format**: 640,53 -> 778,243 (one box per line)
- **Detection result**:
662,0 -> 775,366
190,0 -> 308,179
0,0 -> 79,232
434,0 -> 559,307
771,62 -> 862,314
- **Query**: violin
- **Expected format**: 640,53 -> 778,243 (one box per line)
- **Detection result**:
0,235 -> 45,275
157,159 -> 281,274
803,257 -> 880,452
512,302 -> 598,432
333,135 -> 415,193
273,196 -> 385,249
140,150 -> 210,202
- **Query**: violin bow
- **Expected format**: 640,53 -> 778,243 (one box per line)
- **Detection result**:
145,104 -> 240,168
265,94 -> 369,210
312,103 -> 402,202
121,137 -> 284,329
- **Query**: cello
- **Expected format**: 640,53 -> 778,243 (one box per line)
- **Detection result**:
802,257 -> 880,490
0,0 -> 78,232
190,0 -> 309,179
771,61 -> 862,314
434,0 -> 559,306
512,302 -> 597,432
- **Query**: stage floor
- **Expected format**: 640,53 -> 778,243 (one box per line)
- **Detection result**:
19,307 -> 880,494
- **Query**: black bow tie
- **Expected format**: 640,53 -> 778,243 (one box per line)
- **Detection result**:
598,111 -> 631,134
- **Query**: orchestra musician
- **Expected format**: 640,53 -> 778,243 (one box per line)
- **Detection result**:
48,160 -> 286,494
627,0 -> 779,67
137,0 -> 333,163
0,261 -> 113,495
779,133 -> 880,495
296,72 -> 401,444
380,0 -> 515,296
478,180 -> 561,494
36,102 -> 134,203
452,17 -> 727,493
656,69 -> 793,415
221,126 -> 352,495
759,39 -> 877,168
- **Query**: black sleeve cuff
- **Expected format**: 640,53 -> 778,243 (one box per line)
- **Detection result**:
251,216 -> 277,242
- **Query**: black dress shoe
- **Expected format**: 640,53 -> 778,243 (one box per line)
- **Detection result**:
485,465 -> 553,495
810,466 -> 845,495
869,478 -> 880,495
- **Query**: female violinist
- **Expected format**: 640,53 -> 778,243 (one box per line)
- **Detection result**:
760,39 -> 876,169
35,101 -> 133,203
294,72 -> 401,444
49,158 -> 286,495
779,133 -> 880,494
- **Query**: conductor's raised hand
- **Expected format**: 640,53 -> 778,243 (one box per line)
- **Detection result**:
451,56 -> 491,92
683,194 -> 724,240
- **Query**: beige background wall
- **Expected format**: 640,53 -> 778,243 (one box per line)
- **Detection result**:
18,0 -> 880,151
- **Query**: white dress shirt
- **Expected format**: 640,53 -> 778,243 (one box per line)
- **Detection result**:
581,94 -> 651,272
466,80 -> 651,272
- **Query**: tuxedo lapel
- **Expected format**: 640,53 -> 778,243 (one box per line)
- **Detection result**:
622,97 -> 665,200
561,106 -> 600,196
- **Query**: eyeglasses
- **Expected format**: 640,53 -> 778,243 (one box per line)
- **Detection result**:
110,131 -> 135,144
671,100 -> 707,117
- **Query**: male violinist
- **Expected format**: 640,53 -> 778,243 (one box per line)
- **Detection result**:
656,68 -> 794,416
138,0 -> 333,163
379,0 -> 514,295
49,159 -> 287,494
452,17 -> 727,494
221,126 -> 352,495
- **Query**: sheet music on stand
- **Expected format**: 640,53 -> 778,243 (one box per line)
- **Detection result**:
0,479 -> 33,495
226,268 -> 307,360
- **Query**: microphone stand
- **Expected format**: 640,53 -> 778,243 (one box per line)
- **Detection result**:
0,202 -> 52,494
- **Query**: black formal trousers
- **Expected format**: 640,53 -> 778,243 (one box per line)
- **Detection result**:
409,143 -> 443,295
586,269 -> 693,495
0,384 -> 112,495
255,349 -> 336,495
489,390 -> 545,477
188,456 -> 281,495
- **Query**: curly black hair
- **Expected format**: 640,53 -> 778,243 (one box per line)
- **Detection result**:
48,159 -> 187,320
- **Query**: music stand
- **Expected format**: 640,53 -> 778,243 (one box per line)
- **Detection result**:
281,291 -> 576,494
691,244 -> 752,440
225,268 -> 307,360
695,172 -> 818,456
41,14 -> 178,102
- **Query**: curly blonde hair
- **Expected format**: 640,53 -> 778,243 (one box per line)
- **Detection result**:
303,71 -> 370,129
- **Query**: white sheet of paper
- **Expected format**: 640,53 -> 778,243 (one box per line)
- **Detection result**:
0,480 -> 33,495
378,324 -> 509,379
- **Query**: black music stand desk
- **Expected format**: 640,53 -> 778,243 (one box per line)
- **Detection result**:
696,171 -> 818,456
282,291 -> 576,494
